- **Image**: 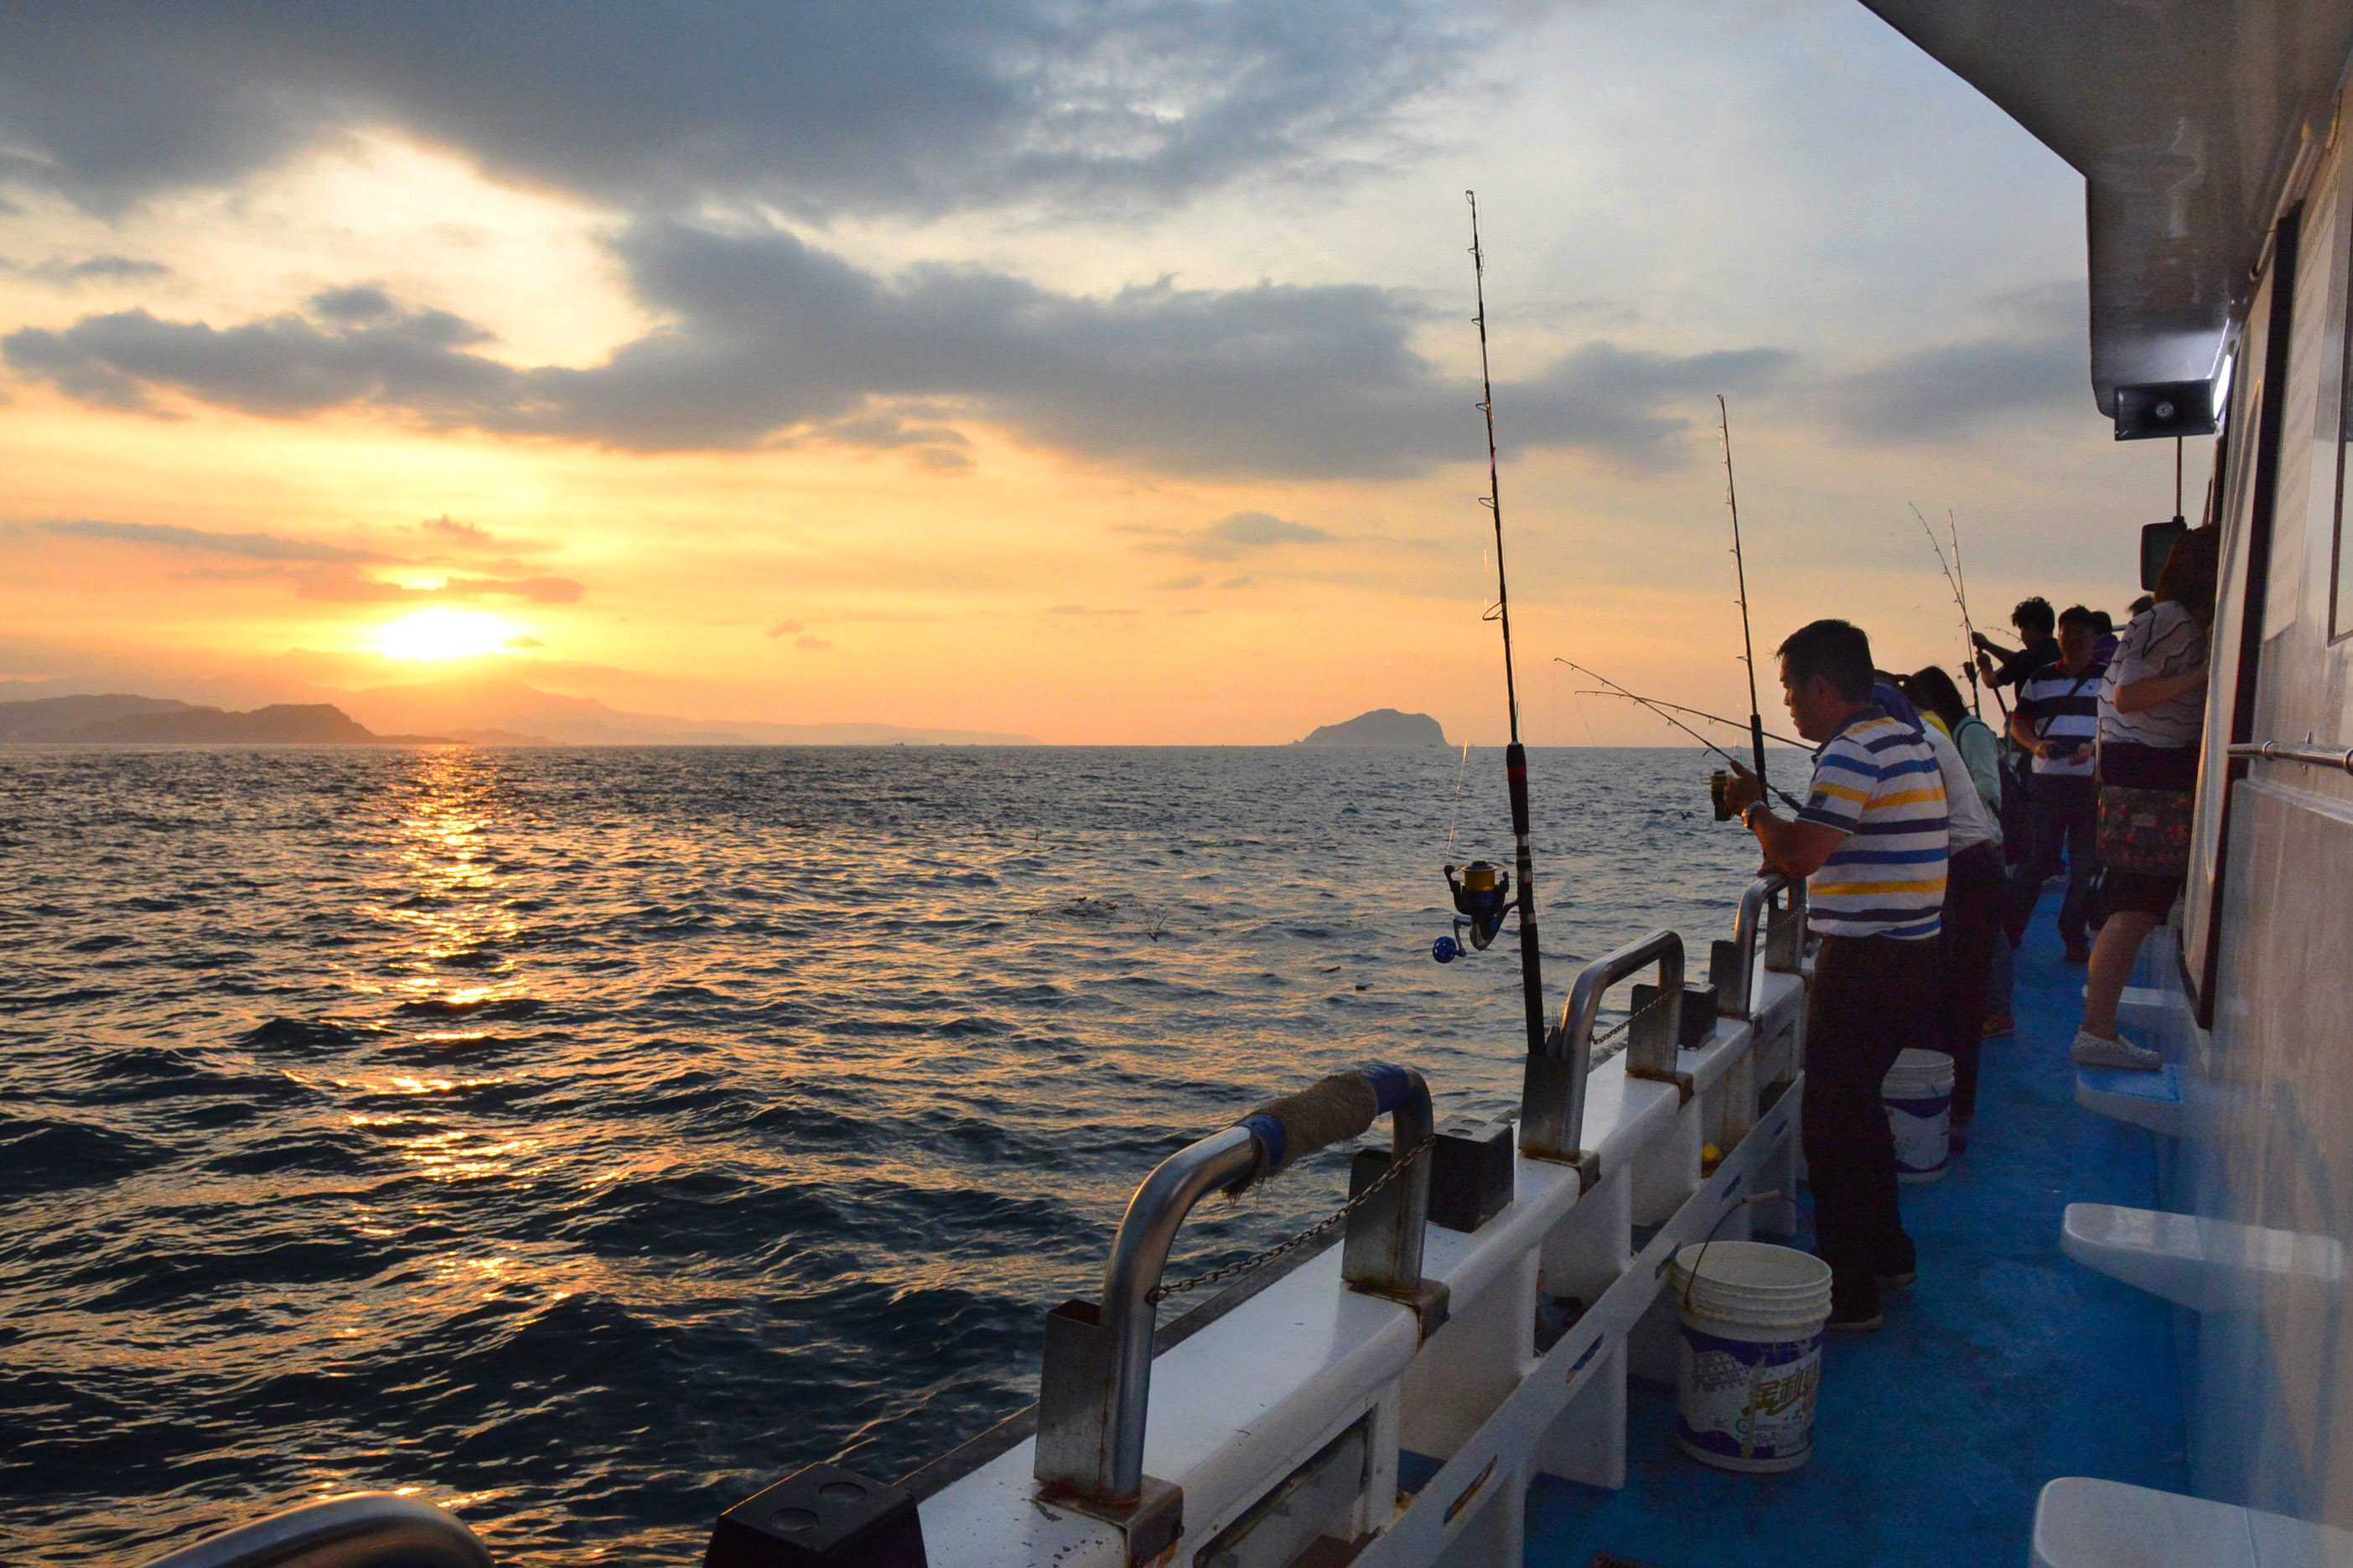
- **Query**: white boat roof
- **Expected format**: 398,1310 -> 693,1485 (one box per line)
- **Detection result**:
1859,0 -> 2353,416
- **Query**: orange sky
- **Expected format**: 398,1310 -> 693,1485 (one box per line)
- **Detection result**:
0,3 -> 2206,743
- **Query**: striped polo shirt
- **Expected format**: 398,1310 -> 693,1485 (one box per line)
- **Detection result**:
1796,712 -> 1950,940
2016,659 -> 2105,777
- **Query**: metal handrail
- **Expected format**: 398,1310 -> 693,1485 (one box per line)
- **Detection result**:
139,1493 -> 493,1568
1720,872 -> 1795,1019
1034,1065 -> 1434,1511
1520,929 -> 1684,1166
2229,740 -> 2353,774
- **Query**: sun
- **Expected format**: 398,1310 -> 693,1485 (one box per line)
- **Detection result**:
376,608 -> 516,661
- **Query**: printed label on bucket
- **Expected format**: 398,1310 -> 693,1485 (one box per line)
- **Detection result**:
1675,1322 -> 1822,1465
1884,1094 -> 1951,1176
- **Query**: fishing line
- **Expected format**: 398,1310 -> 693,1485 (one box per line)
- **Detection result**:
1555,658 -> 1805,810
1443,741 -> 1471,854
1568,688 -> 1805,749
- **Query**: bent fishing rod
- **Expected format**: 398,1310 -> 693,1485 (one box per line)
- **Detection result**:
1556,659 -> 1804,810
1467,190 -> 1549,1057
1718,396 -> 1771,791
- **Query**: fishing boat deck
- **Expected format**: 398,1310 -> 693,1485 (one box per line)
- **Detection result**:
1521,894 -> 2191,1567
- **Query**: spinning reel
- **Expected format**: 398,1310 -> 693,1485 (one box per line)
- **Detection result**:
1432,860 -> 1511,963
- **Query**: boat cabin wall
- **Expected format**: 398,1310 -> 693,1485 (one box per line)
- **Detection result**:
2175,57 -> 2353,1525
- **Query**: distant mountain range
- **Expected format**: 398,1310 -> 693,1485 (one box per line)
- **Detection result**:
1296,708 -> 1449,748
0,678 -> 1036,747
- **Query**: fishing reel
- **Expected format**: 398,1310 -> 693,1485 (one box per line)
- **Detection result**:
1433,861 -> 1511,963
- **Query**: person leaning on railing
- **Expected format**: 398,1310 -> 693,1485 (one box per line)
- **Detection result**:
1723,618 -> 1950,1333
2071,526 -> 2221,1071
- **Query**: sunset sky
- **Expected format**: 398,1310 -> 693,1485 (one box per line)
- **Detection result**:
0,1 -> 2204,743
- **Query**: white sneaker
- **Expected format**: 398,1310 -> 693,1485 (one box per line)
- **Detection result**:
2071,1028 -> 2160,1071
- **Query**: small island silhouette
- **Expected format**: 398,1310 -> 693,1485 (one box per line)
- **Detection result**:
0,695 -> 445,745
1294,708 -> 1448,748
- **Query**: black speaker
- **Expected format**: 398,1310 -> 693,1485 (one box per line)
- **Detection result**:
2113,380 -> 2217,441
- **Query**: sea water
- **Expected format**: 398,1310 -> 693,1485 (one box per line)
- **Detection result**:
0,744 -> 1765,1564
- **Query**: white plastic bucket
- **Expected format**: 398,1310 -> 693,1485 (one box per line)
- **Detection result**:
1669,1240 -> 1833,1473
1883,1048 -> 1956,1183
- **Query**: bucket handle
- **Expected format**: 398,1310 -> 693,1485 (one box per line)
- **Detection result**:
1676,1190 -> 1785,1314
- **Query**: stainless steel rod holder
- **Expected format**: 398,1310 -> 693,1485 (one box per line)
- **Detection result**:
1520,929 -> 1686,1168
1034,1065 -> 1436,1520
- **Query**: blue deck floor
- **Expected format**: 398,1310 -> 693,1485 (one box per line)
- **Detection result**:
1523,897 -> 2190,1567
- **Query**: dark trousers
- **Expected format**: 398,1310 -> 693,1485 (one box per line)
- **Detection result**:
2003,774 -> 2097,952
1938,843 -> 2003,1123
1805,933 -> 1938,1315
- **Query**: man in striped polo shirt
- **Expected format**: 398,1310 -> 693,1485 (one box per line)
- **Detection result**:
1723,619 -> 1948,1330
2003,604 -> 2106,962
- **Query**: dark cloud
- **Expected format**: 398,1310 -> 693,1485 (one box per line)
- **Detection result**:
1828,333 -> 2084,442
3,222 -> 1796,478
1827,282 -> 2088,442
793,633 -> 832,651
31,517 -> 384,562
764,618 -> 804,638
3,296 -> 502,420
3,253 -> 173,287
0,2 -> 1469,219
312,286 -> 397,323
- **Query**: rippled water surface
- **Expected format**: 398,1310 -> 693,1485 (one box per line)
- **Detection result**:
0,744 -> 1765,1565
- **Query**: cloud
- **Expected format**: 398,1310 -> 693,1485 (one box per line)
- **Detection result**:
3,253 -> 174,287
1156,573 -> 1206,591
1141,510 -> 1336,560
1220,576 -> 1255,589
29,517 -> 385,562
419,514 -> 493,544
0,3 -> 1472,219
505,634 -> 545,649
1826,281 -> 2087,442
5,222 -> 1795,479
793,633 -> 832,651
293,567 -> 583,603
2,291 -> 504,419
1827,333 -> 2083,442
764,618 -> 803,637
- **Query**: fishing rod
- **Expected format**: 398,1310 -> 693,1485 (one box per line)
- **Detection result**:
1717,397 -> 1770,791
1911,503 -> 2006,722
1555,659 -> 1805,810
1461,190 -> 1548,1055
1946,508 -> 2009,723
1568,687 -> 1805,750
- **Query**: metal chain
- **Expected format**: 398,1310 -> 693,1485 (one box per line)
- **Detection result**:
1148,1136 -> 1439,1304
1585,985 -> 1682,1069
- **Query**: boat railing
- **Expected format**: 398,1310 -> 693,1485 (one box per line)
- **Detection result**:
2227,739 -> 2353,774
1520,928 -> 1684,1172
137,1493 -> 494,1568
1718,871 -> 1806,1019
1029,1063 -> 1436,1555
